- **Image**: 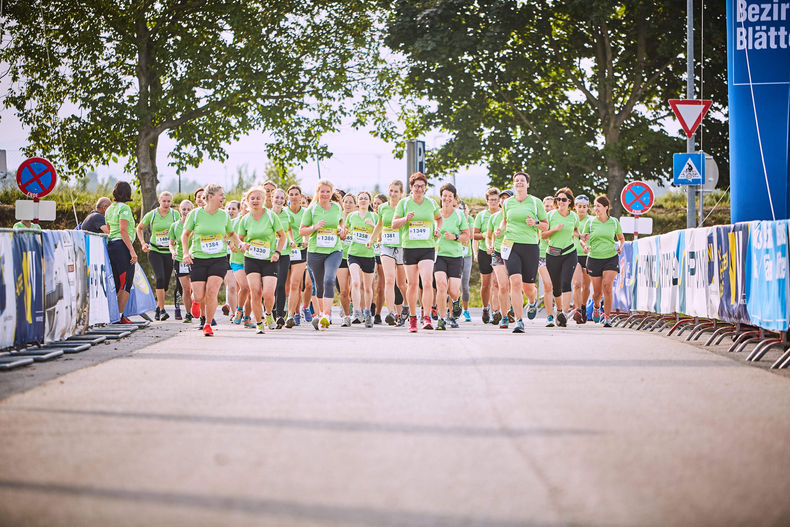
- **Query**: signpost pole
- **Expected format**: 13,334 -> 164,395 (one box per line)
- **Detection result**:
33,197 -> 39,225
633,214 -> 639,241
686,0 -> 696,228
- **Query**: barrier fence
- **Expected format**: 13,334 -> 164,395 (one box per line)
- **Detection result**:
1,229 -> 156,352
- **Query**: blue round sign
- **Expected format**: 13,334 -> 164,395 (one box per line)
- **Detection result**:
16,157 -> 57,198
620,181 -> 654,215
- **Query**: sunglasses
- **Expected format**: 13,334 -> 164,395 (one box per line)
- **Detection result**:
555,197 -> 570,202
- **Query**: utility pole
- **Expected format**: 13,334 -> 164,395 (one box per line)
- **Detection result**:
686,0 -> 696,228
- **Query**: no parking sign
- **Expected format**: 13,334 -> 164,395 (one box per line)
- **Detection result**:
16,157 -> 57,198
620,181 -> 654,216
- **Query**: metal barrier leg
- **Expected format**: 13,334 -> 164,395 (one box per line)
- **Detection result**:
747,339 -> 782,362
773,349 -> 790,369
728,331 -> 761,353
705,325 -> 733,346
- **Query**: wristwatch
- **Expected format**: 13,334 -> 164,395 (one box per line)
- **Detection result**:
454,234 -> 459,241
274,250 -> 281,256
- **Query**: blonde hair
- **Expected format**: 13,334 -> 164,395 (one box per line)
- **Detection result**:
310,179 -> 335,207
158,191 -> 173,200
205,183 -> 223,197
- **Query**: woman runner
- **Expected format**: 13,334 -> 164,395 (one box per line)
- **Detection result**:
137,191 -> 180,321
392,172 -> 443,333
433,184 -> 469,330
337,193 -> 357,326
458,200 -> 474,322
474,188 -> 501,323
372,180 -> 409,326
581,195 -> 625,328
169,199 -> 194,323
496,172 -> 548,333
371,193 -> 388,324
537,196 -> 556,327
300,180 -> 346,330
221,201 -> 240,318
181,184 -> 240,336
237,186 -> 287,334
571,195 -> 593,324
105,181 -> 138,324
270,188 -> 293,328
230,193 -> 252,327
488,190 -> 512,328
285,185 -> 309,328
542,188 -> 580,328
347,191 -> 379,328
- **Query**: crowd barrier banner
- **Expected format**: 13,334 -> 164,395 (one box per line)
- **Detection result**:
0,233 -> 16,349
12,231 -> 44,347
682,228 -> 711,317
635,237 -> 658,313
102,241 -> 121,323
745,220 -> 790,331
123,262 -> 156,317
706,229 -> 720,319
42,231 -> 89,343
86,233 -> 111,326
612,241 -> 634,312
657,231 -> 680,315
716,224 -> 751,324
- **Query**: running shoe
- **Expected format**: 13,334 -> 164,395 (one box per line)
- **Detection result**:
385,312 -> 397,326
513,319 -> 525,333
556,311 -> 567,327
184,313 -> 193,323
436,318 -> 447,331
527,302 -> 538,320
341,316 -> 351,327
352,312 -> 362,324
365,312 -> 374,328
160,310 -> 170,321
492,311 -> 502,325
482,307 -> 490,324
211,318 -> 217,327
572,309 -> 583,324
203,324 -> 214,336
452,300 -> 462,318
312,317 -> 320,331
154,307 -> 161,321
449,317 -> 459,329
400,306 -> 409,321
191,301 -> 201,318
256,322 -> 266,334
422,316 -> 433,330
303,307 -> 313,323
499,318 -> 509,329
285,316 -> 296,328
582,309 -> 588,324
374,314 -> 382,325
463,310 -> 471,322
233,308 -> 244,325
120,316 -> 133,324
431,306 -> 438,320
222,304 -> 230,316
276,316 -> 285,329
545,315 -> 555,328
243,316 -> 256,329
319,314 -> 331,330
265,313 -> 276,330
593,308 -> 601,323
294,313 -> 301,326
603,316 -> 612,328
174,306 -> 182,320
409,315 -> 418,333
199,316 -> 206,328
507,308 -> 515,323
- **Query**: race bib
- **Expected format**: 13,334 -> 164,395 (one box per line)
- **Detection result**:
501,239 -> 514,260
247,240 -> 271,260
200,234 -> 223,255
290,247 -> 302,260
316,228 -> 337,248
178,262 -> 190,274
353,226 -> 372,245
462,245 -> 470,257
373,243 -> 382,255
382,227 -> 400,245
154,229 -> 169,247
408,221 -> 430,241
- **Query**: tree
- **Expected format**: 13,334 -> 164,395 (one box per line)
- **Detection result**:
262,161 -> 300,190
379,0 -> 728,214
1,0 -> 380,213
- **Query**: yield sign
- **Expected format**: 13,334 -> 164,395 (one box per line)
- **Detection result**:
620,181 -> 655,215
668,99 -> 712,138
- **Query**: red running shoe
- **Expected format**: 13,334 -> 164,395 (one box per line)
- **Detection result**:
408,315 -> 418,333
203,324 -> 214,336
119,316 -> 133,324
422,316 -> 433,330
191,301 -> 201,319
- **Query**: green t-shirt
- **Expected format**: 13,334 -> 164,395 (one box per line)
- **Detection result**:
474,209 -> 496,253
378,202 -> 401,248
237,209 -> 283,261
168,221 -> 185,261
274,208 -> 294,253
184,207 -> 234,259
288,207 -> 305,247
463,213 -> 473,258
301,201 -> 343,255
347,210 -> 379,258
341,213 -> 353,258
106,202 -> 136,243
436,209 -> 470,258
141,208 -> 180,254
546,210 -> 579,256
394,196 -> 440,249
489,210 -> 505,253
503,194 -> 546,245
13,222 -> 41,230
583,216 -> 623,259
576,215 -> 593,254
229,217 -> 246,265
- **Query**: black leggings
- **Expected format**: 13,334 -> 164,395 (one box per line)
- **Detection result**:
307,250 -> 342,298
395,283 -> 403,305
545,251 -> 578,298
148,250 -> 174,291
274,254 -> 291,318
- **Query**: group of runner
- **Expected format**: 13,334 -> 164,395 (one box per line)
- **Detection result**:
100,171 -> 625,336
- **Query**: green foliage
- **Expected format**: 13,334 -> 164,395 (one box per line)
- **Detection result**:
262,162 -> 301,191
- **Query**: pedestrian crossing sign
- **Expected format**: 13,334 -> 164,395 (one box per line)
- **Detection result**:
673,153 -> 705,186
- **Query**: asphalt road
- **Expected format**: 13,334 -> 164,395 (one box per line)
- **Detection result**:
1,309 -> 789,527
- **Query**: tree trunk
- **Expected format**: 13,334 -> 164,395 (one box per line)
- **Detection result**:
137,128 -> 159,215
604,126 -> 625,217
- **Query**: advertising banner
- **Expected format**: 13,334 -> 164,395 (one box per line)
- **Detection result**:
0,233 -> 16,349
103,242 -> 121,323
634,236 -> 659,313
657,232 -> 680,314
13,231 -> 44,347
123,262 -> 156,317
716,224 -> 751,324
681,228 -> 711,317
745,220 -> 789,331
43,231 -> 74,342
706,229 -> 720,319
86,234 -> 110,326
69,230 -> 89,335
612,241 -> 633,313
